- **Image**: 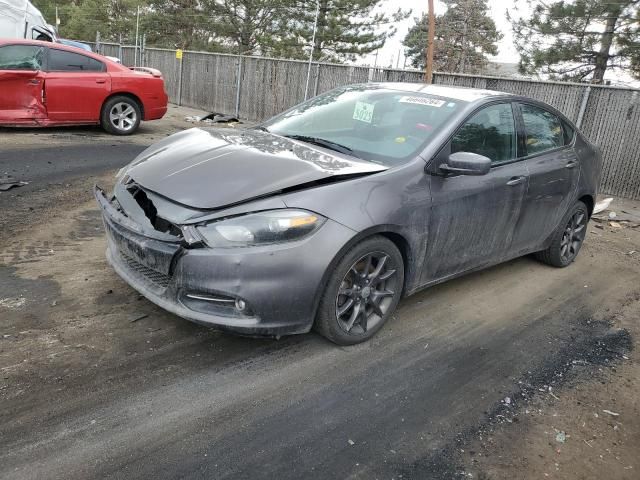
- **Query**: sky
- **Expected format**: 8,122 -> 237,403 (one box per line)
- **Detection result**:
361,0 -> 521,68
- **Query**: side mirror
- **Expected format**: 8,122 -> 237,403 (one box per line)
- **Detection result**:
439,151 -> 491,176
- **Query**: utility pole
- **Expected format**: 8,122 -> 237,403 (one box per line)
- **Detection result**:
424,0 -> 435,83
134,5 -> 140,67
459,19 -> 468,74
304,0 -> 321,101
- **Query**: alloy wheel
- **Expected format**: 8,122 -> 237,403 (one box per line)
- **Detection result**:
109,102 -> 137,132
335,252 -> 398,335
560,210 -> 586,263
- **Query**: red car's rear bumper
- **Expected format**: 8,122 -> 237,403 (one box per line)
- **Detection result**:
145,104 -> 168,121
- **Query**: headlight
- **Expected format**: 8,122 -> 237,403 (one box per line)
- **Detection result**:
195,209 -> 326,247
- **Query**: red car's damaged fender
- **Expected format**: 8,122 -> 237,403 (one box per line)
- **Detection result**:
0,39 -> 168,134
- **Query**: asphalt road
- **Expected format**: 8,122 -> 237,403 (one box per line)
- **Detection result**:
1,120 -> 638,480
0,142 -> 145,188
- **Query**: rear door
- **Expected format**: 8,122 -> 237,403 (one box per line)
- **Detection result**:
509,103 -> 580,254
422,102 -> 529,283
44,48 -> 111,122
0,44 -> 46,122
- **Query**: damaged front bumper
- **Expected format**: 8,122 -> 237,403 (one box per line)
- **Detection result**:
94,186 -> 354,336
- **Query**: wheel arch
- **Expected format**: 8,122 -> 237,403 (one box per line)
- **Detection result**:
578,193 -> 594,218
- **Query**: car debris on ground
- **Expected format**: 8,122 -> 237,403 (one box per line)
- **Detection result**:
0,174 -> 28,191
185,112 -> 241,124
590,198 -> 640,229
130,314 -> 149,323
593,197 -> 613,214
602,409 -> 620,417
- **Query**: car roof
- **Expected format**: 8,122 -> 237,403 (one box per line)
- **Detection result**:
367,82 -> 514,102
0,38 -> 123,67
58,39 -> 93,52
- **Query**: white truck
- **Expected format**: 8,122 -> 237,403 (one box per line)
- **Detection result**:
0,0 -> 57,42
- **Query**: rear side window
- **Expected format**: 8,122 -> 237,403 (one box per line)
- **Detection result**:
0,45 -> 45,70
521,104 -> 564,155
48,49 -> 105,72
451,103 -> 517,164
562,121 -> 575,144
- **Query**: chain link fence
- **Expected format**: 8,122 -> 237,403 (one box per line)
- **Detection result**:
88,42 -> 640,200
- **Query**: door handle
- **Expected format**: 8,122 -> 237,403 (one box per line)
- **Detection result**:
506,176 -> 526,186
96,79 -> 107,84
565,160 -> 578,169
28,79 -> 40,85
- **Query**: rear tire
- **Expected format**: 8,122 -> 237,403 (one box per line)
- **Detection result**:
314,236 -> 404,345
101,96 -> 141,135
535,201 -> 589,267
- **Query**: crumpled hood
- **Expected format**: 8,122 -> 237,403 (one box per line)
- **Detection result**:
124,128 -> 387,210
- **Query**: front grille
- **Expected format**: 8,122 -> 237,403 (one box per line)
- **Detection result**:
120,252 -> 172,289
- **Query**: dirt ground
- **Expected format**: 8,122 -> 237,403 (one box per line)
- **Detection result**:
460,209 -> 640,480
1,113 -> 639,479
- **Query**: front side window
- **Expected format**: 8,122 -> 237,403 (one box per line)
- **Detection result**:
0,45 -> 45,70
521,104 -> 564,155
48,49 -> 104,72
32,28 -> 53,42
451,103 -> 517,163
263,85 -> 464,166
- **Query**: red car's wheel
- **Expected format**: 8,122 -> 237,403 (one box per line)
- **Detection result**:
101,96 -> 141,135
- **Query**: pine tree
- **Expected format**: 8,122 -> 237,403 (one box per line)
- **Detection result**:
402,0 -> 501,73
509,0 -> 640,83
283,0 -> 410,63
142,0 -> 213,50
35,0 -> 146,42
204,0 -> 298,55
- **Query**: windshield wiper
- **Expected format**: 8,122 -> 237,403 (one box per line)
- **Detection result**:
283,134 -> 356,157
254,126 -> 270,132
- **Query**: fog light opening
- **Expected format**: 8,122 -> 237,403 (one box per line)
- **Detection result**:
183,291 -> 253,317
235,299 -> 247,312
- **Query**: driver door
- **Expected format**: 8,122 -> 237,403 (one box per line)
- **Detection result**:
421,102 -> 529,284
0,44 -> 47,123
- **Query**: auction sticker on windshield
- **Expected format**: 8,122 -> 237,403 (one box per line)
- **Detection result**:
353,101 -> 374,123
399,96 -> 446,108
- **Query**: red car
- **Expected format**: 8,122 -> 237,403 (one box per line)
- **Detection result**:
0,39 -> 168,135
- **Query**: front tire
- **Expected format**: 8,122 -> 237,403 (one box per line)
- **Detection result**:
101,96 -> 141,135
535,201 -> 589,267
315,236 -> 404,345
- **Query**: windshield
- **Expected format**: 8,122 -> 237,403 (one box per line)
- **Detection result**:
263,85 -> 465,166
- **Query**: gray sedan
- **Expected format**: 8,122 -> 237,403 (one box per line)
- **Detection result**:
95,83 -> 601,345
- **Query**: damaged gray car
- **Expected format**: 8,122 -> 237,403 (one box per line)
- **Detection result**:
95,83 -> 601,345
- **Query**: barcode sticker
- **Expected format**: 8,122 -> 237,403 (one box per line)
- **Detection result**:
399,96 -> 445,107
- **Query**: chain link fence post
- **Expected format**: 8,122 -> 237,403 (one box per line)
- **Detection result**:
176,53 -> 184,106
313,63 -> 321,97
235,56 -> 243,119
141,34 -> 146,67
576,86 -> 591,129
